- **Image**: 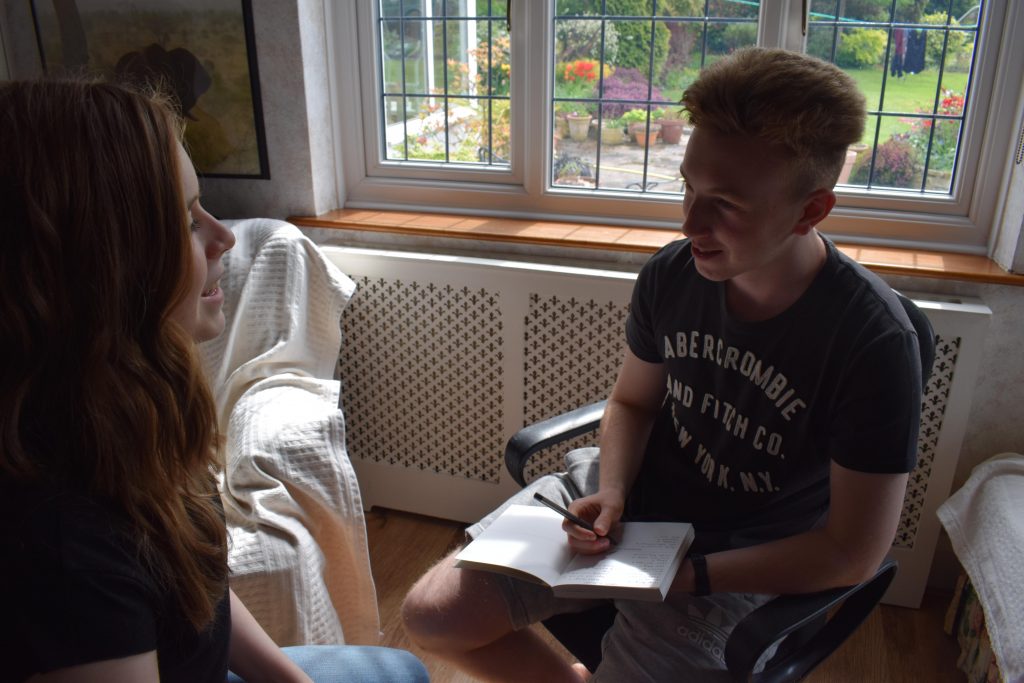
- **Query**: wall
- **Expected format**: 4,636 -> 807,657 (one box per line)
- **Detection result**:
0,0 -> 339,218
2,0 -> 1022,590
200,0 -> 340,219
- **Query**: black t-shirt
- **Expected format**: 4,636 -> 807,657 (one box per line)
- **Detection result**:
0,482 -> 231,683
624,237 -> 922,553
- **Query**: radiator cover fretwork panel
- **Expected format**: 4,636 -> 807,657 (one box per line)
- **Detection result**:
894,334 -> 960,549
523,294 -> 630,482
339,276 -> 505,482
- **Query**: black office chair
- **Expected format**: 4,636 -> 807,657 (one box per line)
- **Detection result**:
504,293 -> 935,682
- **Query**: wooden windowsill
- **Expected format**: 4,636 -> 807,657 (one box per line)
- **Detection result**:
291,208 -> 1024,287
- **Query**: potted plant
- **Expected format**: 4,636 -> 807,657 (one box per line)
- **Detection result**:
653,107 -> 686,145
553,152 -> 594,186
565,110 -> 593,142
622,108 -> 660,146
553,104 -> 572,139
599,116 -> 628,145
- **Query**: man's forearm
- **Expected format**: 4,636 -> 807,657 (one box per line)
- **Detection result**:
596,397 -> 658,498
672,467 -> 908,596
672,528 -> 872,597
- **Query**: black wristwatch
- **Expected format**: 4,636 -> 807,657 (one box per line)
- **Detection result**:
690,553 -> 711,596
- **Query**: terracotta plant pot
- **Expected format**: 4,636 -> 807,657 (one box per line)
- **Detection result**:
657,119 -> 685,145
629,122 -> 661,147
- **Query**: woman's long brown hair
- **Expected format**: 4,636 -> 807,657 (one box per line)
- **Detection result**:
0,80 -> 227,630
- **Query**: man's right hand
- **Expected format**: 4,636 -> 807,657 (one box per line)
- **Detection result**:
565,489 -> 624,554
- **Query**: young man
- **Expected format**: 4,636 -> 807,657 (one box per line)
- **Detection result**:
402,48 -> 923,682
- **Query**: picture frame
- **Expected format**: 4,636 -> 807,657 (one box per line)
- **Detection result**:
30,0 -> 269,179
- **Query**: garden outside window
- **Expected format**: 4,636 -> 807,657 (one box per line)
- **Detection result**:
335,0 -> 1023,254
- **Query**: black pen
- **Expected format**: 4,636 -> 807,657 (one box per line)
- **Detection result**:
533,492 -> 617,545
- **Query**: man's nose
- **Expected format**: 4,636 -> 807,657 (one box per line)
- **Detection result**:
682,200 -> 710,238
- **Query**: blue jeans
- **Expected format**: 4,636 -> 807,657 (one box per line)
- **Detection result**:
226,645 -> 429,683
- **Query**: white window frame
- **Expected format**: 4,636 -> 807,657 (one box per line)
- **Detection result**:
328,0 -> 1024,255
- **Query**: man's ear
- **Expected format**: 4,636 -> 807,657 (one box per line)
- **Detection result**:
794,188 -> 837,235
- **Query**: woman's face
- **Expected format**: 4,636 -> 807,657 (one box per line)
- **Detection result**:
169,142 -> 235,342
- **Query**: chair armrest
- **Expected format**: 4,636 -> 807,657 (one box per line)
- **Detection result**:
724,559 -> 897,683
504,400 -> 607,487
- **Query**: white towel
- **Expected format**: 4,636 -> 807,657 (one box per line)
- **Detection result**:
200,218 -> 380,646
937,452 -> 1024,683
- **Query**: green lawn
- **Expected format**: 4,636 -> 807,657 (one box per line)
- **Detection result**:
659,66 -> 969,146
844,67 -> 970,145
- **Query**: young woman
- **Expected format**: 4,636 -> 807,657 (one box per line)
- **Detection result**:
0,80 -> 428,683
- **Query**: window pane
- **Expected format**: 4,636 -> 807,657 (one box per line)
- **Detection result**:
402,19 -> 443,95
810,2 -> 981,195
376,0 -> 510,168
629,0 -> 655,14
477,19 -> 510,97
487,0 -> 509,18
555,0 -> 602,17
383,95 -> 409,160
706,0 -> 759,20
452,96 -> 507,162
447,19 -> 476,97
810,0 -> 889,24
923,118 -> 961,192
551,4 -> 757,197
404,95 -> 449,161
380,0 -> 403,18
381,20 -> 405,94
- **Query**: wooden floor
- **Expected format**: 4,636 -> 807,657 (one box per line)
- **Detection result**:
365,507 -> 965,683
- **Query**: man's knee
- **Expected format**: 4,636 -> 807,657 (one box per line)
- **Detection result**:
401,551 -> 514,653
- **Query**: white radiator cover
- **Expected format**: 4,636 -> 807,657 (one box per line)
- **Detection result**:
324,246 -> 991,608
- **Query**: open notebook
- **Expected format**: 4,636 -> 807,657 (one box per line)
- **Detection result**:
456,504 -> 694,602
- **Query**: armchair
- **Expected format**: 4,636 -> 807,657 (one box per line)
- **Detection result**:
503,292 -> 935,682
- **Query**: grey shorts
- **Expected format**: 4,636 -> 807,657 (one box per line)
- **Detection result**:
465,449 -> 775,681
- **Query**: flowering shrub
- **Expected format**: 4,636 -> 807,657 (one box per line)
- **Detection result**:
448,34 -> 510,97
936,88 -> 966,116
598,68 -> 664,119
398,98 -> 511,163
907,88 -> 964,171
555,19 -> 619,65
562,59 -> 599,84
850,137 -> 920,188
555,59 -> 611,101
921,12 -> 971,70
836,28 -> 887,68
399,33 -> 511,163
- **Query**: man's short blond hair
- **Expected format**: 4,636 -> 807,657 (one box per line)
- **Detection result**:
681,47 -> 866,194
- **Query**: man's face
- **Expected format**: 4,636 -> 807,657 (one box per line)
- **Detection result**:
679,127 -> 812,283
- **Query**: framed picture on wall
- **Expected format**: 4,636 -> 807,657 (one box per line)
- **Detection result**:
30,0 -> 269,179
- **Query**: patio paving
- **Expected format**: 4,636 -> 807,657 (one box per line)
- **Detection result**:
552,125 -> 691,194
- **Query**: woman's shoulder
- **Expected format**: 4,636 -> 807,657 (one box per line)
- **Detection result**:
1,480 -> 164,677
1,480 -> 151,584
